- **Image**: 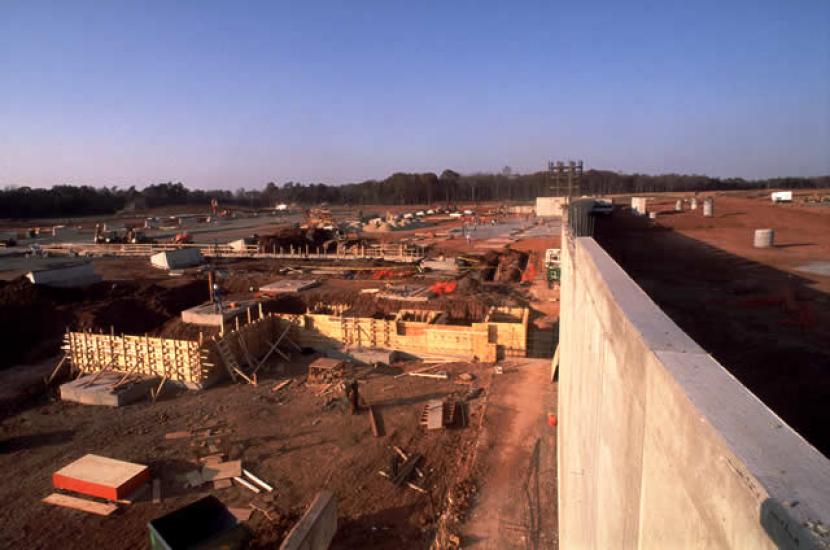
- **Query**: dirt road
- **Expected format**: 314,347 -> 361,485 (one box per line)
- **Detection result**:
462,358 -> 558,549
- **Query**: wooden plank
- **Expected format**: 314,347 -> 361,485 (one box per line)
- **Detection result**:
242,469 -> 274,492
426,400 -> 444,430
201,460 -> 242,482
43,493 -> 118,516
233,476 -> 261,493
551,343 -> 560,382
368,405 -> 383,437
152,479 -> 161,504
393,454 -> 422,486
271,379 -> 292,393
409,371 -> 449,380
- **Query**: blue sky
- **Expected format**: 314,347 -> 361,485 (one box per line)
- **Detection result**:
1,0 -> 828,189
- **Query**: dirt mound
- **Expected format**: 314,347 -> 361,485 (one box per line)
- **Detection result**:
0,278 -> 209,369
258,227 -> 336,252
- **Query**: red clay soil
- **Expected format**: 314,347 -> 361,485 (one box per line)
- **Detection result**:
595,197 -> 830,457
0,359 -> 489,549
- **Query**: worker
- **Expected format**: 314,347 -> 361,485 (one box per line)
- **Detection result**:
344,378 -> 360,414
212,283 -> 223,313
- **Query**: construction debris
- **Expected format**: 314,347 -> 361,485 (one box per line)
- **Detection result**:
43,493 -> 119,516
271,379 -> 292,393
233,476 -> 261,494
307,357 -> 352,384
368,404 -> 384,437
409,371 -> 449,380
201,460 -> 242,482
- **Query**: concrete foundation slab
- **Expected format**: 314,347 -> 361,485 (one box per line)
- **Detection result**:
181,300 -> 258,327
53,453 -> 150,501
259,279 -> 319,296
150,248 -> 203,269
326,348 -> 394,365
60,372 -> 159,406
26,262 -> 101,288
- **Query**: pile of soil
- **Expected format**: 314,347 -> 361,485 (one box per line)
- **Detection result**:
0,277 -> 208,368
258,227 -> 336,252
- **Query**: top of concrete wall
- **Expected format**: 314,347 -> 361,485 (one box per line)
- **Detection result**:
574,236 -> 830,547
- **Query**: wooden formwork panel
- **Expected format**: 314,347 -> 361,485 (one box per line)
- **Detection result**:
273,307 -> 524,362
67,332 -> 208,384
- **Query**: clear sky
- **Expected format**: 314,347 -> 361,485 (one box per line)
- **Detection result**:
1,0 -> 828,189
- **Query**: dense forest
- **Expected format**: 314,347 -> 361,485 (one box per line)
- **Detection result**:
1,169 -> 827,219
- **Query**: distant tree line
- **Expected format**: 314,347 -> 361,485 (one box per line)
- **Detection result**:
1,170 -> 827,218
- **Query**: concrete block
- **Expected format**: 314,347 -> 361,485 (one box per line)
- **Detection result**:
228,239 -> 248,251
259,279 -> 320,296
536,196 -> 569,217
181,300 -> 258,327
280,491 -> 337,550
53,453 -> 150,501
26,263 -> 101,288
60,372 -> 159,407
631,197 -> 648,215
421,259 -> 459,272
150,248 -> 203,269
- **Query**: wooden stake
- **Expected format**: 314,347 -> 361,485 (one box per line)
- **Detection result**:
46,355 -> 68,384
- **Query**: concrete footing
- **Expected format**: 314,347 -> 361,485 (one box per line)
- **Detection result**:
259,279 -> 319,296
181,300 -> 258,327
26,263 -> 101,288
60,372 -> 159,406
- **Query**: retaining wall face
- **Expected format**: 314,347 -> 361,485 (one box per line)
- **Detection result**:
558,236 -> 830,549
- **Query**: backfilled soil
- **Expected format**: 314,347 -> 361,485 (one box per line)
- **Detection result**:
595,195 -> 830,456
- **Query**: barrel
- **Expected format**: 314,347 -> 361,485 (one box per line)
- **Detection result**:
648,211 -> 657,220
703,198 -> 714,217
675,199 -> 683,212
690,198 -> 698,210
753,228 -> 775,248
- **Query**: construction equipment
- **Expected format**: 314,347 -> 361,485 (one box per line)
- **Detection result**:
170,232 -> 193,245
545,248 -> 561,283
304,208 -> 334,228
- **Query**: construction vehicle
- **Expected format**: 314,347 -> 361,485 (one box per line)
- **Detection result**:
545,248 -> 561,284
169,232 -> 193,245
304,208 -> 335,229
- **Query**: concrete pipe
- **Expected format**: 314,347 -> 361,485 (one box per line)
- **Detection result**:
703,198 -> 714,217
753,228 -> 775,248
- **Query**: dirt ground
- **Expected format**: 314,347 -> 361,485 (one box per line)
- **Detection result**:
0,215 -> 562,548
595,194 -> 830,457
0,357 -> 490,549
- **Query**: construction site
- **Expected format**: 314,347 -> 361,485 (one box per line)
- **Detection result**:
0,201 -> 561,549
1,184 -> 829,549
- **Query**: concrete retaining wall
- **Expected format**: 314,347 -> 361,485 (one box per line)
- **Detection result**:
558,236 -> 830,549
536,196 -> 568,217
